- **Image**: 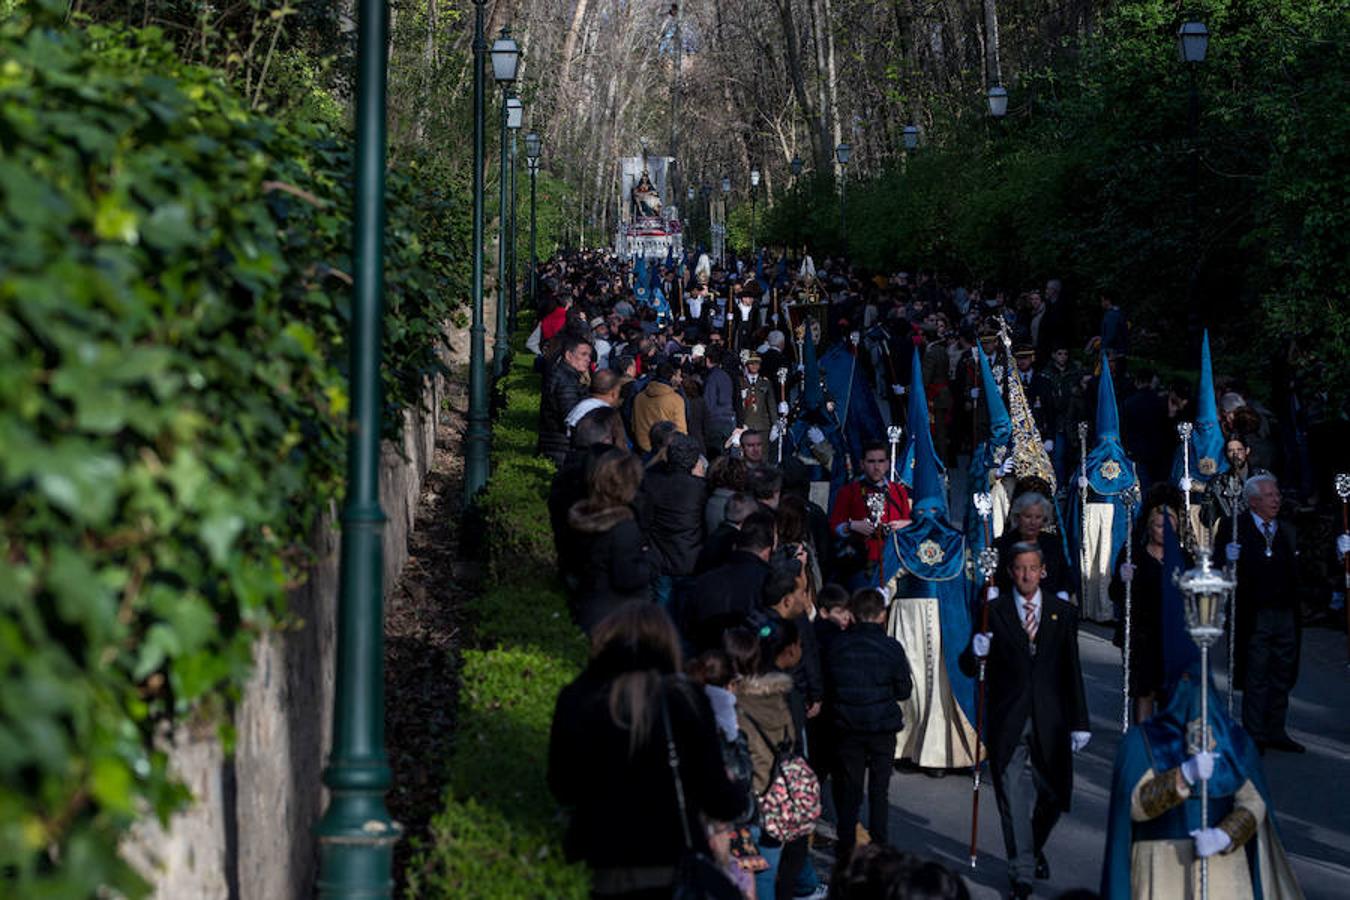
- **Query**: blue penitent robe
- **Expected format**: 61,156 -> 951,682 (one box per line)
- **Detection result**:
1101,672 -> 1302,899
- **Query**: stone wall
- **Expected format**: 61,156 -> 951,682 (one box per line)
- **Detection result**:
124,377 -> 443,899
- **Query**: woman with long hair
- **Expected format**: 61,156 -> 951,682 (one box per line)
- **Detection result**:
568,448 -> 660,632
548,602 -> 746,899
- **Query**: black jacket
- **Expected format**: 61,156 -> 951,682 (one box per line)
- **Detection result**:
823,621 -> 912,734
638,466 -> 708,577
567,502 -> 658,632
688,551 -> 771,651
548,444 -> 609,581
548,670 -> 745,873
961,593 -> 1089,811
1215,513 -> 1300,688
538,360 -> 587,464
695,521 -> 738,575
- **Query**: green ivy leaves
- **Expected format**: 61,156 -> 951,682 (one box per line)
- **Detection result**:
0,20 -> 466,897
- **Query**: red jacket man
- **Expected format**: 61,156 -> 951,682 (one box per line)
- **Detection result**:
829,441 -> 912,568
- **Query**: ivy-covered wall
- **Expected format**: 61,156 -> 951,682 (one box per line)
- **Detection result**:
0,15 -> 466,897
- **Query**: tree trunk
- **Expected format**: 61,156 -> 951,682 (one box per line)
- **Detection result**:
983,0 -> 1003,87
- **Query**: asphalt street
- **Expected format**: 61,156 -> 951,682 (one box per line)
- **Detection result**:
829,620 -> 1350,898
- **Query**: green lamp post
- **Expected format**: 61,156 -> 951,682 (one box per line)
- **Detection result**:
507,98 -> 522,333
835,141 -> 850,241
495,88 -> 522,377
525,130 -> 541,312
314,0 -> 401,893
463,0 -> 494,502
492,33 -> 521,379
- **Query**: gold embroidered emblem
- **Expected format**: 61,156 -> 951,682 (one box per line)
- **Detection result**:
1198,457 -> 1218,475
1099,459 -> 1122,481
917,540 -> 944,565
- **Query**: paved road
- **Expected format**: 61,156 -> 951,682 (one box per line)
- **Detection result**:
835,621 -> 1350,898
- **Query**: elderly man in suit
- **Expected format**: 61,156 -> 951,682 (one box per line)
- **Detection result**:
1217,473 -> 1304,754
966,542 -> 1091,899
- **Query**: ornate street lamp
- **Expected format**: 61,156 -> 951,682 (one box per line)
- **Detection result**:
987,85 -> 1008,118
463,6 -> 494,501
790,155 -> 803,178
720,175 -> 731,265
491,33 -> 521,379
1178,19 -> 1208,319
749,167 -> 760,253
903,124 -> 920,151
316,0 -> 401,892
497,93 -> 523,374
835,142 -> 851,240
1177,20 -> 1210,62
524,131 -> 541,310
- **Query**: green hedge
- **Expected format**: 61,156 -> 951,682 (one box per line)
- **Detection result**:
0,14 -> 465,896
406,347 -> 588,898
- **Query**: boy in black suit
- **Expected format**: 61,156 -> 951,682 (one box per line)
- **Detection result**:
966,542 -> 1090,899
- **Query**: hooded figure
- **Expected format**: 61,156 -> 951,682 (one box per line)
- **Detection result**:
881,351 -> 980,769
1172,331 -> 1229,546
1066,352 -> 1141,622
1100,519 -> 1303,900
965,342 -> 1014,552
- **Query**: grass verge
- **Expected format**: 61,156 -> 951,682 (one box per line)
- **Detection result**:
405,345 -> 589,899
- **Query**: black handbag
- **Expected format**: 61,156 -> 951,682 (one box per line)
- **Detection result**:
662,696 -> 745,900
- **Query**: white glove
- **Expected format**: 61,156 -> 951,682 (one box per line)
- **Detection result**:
892,384 -> 906,396
807,426 -> 826,445
769,423 -> 783,443
728,428 -> 743,448
777,401 -> 790,415
1056,590 -> 1070,602
972,632 -> 992,658
1179,476 -> 1193,493
1120,563 -> 1136,583
1070,731 -> 1092,753
879,584 -> 895,606
997,457 -> 1016,477
987,586 -> 1000,600
1078,475 -> 1089,490
1181,751 -> 1215,786
1337,534 -> 1350,557
1225,542 -> 1241,562
1190,827 -> 1232,859
796,363 -> 806,374
970,388 -> 980,400
1043,439 -> 1055,452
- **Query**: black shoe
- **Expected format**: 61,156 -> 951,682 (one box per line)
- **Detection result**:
1008,881 -> 1034,899
1267,735 -> 1306,753
1035,853 -> 1050,880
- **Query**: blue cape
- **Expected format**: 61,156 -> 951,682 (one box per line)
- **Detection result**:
1101,668 -> 1279,899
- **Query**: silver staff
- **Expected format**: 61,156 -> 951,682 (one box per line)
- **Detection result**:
887,424 -> 903,483
1120,482 -> 1141,732
1078,421 -> 1090,607
1176,550 -> 1234,900
1177,421 -> 1195,553
1215,474 -> 1245,718
776,367 -> 790,463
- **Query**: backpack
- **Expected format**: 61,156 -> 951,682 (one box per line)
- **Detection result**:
742,713 -> 820,842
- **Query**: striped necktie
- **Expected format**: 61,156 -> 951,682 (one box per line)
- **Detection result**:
1024,600 -> 1038,644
